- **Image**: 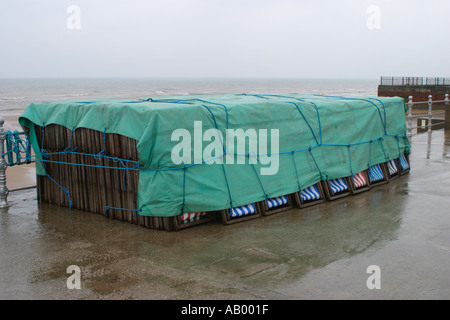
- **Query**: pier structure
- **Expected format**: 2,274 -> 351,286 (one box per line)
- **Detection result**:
378,76 -> 450,103
378,76 -> 450,132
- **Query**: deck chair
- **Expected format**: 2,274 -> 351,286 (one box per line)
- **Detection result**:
322,177 -> 352,200
350,170 -> 370,194
221,202 -> 262,225
261,194 -> 294,216
173,211 -> 217,231
399,153 -> 410,175
386,159 -> 400,181
293,183 -> 326,208
368,163 -> 388,187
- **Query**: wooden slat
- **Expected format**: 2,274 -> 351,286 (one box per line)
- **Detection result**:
33,125 -> 167,229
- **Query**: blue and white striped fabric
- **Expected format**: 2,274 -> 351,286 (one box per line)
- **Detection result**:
368,164 -> 384,182
400,154 -> 409,171
328,178 -> 349,194
267,195 -> 289,209
230,203 -> 256,218
387,159 -> 398,175
300,184 -> 321,202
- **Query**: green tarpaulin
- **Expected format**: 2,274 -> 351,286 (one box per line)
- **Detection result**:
19,93 -> 409,217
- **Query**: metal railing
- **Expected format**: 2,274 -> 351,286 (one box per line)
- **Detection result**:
406,94 -> 449,140
0,118 -> 36,208
381,76 -> 450,86
0,118 -> 8,207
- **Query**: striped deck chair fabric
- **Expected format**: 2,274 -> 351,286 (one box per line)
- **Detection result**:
300,184 -> 321,202
180,212 -> 207,224
328,178 -> 349,194
368,164 -> 384,182
352,171 -> 368,189
387,159 -> 398,176
230,203 -> 256,218
267,195 -> 289,209
400,154 -> 409,171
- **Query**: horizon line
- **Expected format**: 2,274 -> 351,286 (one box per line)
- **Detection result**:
0,76 -> 381,81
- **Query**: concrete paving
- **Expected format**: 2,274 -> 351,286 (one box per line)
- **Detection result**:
1,130 -> 449,300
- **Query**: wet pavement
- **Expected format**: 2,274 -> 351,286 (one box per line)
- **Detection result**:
1,130 -> 449,300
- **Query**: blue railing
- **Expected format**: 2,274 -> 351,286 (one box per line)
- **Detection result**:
3,130 -> 33,166
0,117 -> 35,208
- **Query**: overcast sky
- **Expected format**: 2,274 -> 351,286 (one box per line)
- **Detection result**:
0,0 -> 449,79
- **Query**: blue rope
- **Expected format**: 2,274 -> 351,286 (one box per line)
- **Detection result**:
246,93 -> 323,144
347,145 -> 354,176
28,130 -> 407,173
38,150 -> 139,164
94,128 -> 107,160
379,137 -> 389,162
200,104 -> 226,157
64,127 -> 77,153
41,123 -> 45,151
286,102 -> 319,145
308,148 -> 324,180
104,205 -> 141,216
4,131 -> 14,164
46,173 -> 72,209
368,140 -> 373,168
310,94 -> 387,135
395,135 -> 401,158
181,167 -> 187,215
200,103 -> 234,210
249,155 -> 269,202
144,97 -> 234,158
3,130 -> 33,166
290,151 -> 302,193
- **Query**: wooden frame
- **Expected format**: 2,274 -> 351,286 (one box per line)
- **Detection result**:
261,194 -> 294,216
221,202 -> 262,225
322,176 -> 353,201
293,182 -> 326,208
367,163 -> 389,187
350,170 -> 371,195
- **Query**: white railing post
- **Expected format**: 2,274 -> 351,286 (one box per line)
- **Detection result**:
428,95 -> 433,134
407,96 -> 413,141
445,93 -> 450,131
0,117 -> 10,208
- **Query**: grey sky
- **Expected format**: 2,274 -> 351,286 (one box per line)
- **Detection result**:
0,0 -> 449,79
